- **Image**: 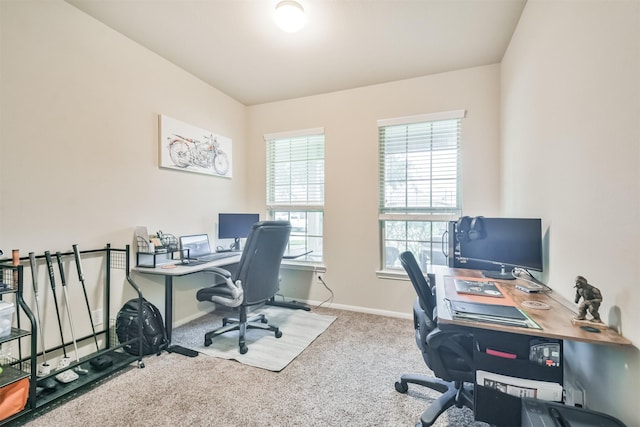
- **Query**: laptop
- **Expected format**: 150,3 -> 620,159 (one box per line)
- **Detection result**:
179,234 -> 216,260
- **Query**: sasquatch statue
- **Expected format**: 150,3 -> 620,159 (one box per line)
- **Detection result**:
573,275 -> 603,323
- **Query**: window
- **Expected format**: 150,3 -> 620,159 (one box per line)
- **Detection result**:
265,128 -> 324,262
378,110 -> 465,272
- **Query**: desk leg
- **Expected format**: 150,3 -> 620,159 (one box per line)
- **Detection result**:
165,275 -> 173,343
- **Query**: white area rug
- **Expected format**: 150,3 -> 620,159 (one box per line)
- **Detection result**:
172,306 -> 336,371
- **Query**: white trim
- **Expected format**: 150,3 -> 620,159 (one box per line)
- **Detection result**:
281,260 -> 326,273
375,269 -> 410,281
377,109 -> 466,127
264,127 -> 325,141
293,299 -> 412,320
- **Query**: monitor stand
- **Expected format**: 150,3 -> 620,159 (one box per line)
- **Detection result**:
482,264 -> 516,280
231,237 -> 241,252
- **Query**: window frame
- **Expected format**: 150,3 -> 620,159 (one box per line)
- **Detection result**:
377,110 -> 465,273
265,128 -> 325,263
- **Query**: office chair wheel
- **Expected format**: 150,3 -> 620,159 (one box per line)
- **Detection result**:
204,338 -> 212,347
260,317 -> 268,324
240,345 -> 248,354
395,380 -> 408,393
275,330 -> 283,338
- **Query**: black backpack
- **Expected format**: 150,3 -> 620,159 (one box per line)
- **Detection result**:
116,298 -> 168,356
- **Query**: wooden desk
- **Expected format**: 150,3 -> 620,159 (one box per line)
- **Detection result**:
433,266 -> 631,346
132,255 -> 241,342
432,266 -> 631,425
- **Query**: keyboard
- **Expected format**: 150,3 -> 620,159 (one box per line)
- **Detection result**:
182,252 -> 239,265
199,252 -> 239,262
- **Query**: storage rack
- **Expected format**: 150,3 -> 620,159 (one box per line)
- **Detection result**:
0,244 -> 144,425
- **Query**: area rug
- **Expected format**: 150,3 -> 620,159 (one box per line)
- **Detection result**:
171,306 -> 336,371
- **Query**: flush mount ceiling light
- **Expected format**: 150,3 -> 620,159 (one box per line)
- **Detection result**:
274,1 -> 307,33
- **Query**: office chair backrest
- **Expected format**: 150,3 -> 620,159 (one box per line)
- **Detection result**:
234,220 -> 291,305
400,251 -> 437,321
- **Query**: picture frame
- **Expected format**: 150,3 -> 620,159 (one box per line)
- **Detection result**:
159,114 -> 232,178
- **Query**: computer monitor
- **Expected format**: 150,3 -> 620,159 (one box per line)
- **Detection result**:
458,217 -> 543,280
218,213 -> 260,251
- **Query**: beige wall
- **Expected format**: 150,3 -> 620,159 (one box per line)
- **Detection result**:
247,66 -> 502,314
501,0 -> 640,424
0,0 -> 249,335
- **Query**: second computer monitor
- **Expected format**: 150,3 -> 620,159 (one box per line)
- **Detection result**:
218,213 -> 260,251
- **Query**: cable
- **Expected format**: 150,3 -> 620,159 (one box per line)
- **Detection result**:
512,267 -> 551,291
316,275 -> 334,308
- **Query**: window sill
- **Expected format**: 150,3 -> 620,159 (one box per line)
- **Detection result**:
281,260 -> 326,273
375,269 -> 409,281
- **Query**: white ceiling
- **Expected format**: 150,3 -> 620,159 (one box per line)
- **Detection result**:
65,0 -> 527,106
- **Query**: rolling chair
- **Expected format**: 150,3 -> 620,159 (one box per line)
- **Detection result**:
395,251 -> 475,427
195,220 -> 291,354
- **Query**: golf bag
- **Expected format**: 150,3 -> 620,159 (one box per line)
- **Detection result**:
116,298 -> 168,356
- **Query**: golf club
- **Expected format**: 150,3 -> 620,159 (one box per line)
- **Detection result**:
56,252 -> 88,375
44,251 -> 78,383
29,252 -> 57,391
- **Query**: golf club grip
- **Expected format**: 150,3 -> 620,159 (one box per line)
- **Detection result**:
29,252 -> 38,293
44,251 -> 56,289
55,252 -> 67,286
72,244 -> 85,281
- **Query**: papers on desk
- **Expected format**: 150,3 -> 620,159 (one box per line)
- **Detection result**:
476,370 -> 563,402
445,299 -> 541,329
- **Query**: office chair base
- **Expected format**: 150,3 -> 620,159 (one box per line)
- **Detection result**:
396,375 -> 474,427
203,313 -> 282,354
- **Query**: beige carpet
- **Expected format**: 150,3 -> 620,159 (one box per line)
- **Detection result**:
171,305 -> 337,371
20,307 -> 484,427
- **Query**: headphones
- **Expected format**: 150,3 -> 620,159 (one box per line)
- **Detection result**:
456,216 -> 486,242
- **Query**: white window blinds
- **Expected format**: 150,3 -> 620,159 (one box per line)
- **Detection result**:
266,129 -> 325,210
378,111 -> 464,220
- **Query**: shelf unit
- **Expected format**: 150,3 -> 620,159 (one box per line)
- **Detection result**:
0,244 -> 144,425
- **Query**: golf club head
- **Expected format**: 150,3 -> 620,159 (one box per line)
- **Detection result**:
55,370 -> 79,383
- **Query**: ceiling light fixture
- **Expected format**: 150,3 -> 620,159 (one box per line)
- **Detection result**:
274,1 -> 307,33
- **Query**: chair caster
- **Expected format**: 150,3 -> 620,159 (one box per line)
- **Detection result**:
261,317 -> 268,324
138,361 -> 145,369
240,345 -> 248,354
275,329 -> 283,338
204,338 -> 212,347
395,381 -> 408,393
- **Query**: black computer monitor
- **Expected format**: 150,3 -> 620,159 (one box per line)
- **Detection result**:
218,213 -> 260,251
458,217 -> 543,280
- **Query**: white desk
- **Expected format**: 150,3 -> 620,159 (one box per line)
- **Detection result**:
132,255 -> 241,342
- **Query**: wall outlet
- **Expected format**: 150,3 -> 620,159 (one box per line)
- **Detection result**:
92,308 -> 103,326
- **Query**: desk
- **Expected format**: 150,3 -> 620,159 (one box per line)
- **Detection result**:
132,255 -> 241,342
431,266 -> 631,425
433,266 -> 631,346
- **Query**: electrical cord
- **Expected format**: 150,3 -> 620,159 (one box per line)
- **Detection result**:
512,267 -> 551,291
316,275 -> 334,308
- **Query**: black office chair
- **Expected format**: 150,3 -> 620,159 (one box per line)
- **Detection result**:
395,251 -> 475,427
195,221 -> 291,354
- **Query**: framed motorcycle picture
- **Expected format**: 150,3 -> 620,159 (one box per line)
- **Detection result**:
159,114 -> 232,178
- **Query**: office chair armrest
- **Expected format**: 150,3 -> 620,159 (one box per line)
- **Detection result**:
202,266 -> 232,279
201,267 -> 243,307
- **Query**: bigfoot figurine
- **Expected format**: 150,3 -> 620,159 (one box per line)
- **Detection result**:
573,275 -> 603,323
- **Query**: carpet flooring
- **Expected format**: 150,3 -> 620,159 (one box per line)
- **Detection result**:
21,306 -> 486,426
171,306 -> 337,371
